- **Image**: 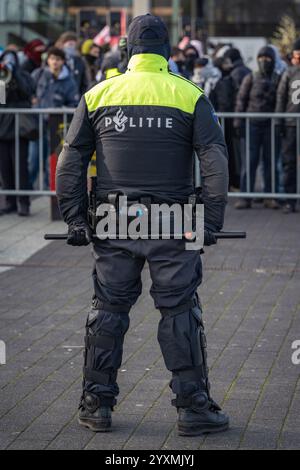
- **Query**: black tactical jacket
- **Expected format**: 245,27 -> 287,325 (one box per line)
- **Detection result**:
56,54 -> 229,232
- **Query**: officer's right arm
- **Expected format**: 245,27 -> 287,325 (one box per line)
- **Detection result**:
193,95 -> 229,232
56,96 -> 96,224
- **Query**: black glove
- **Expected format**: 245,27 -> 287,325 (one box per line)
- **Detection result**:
204,229 -> 217,247
67,219 -> 92,246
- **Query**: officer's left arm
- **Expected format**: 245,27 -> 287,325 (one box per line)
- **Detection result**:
193,95 -> 229,232
56,96 -> 96,224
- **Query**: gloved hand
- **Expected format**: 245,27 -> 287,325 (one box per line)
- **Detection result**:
204,229 -> 217,247
67,219 -> 92,246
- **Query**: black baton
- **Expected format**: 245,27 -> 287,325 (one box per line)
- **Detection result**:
44,232 -> 247,241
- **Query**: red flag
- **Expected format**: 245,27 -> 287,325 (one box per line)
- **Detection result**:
94,25 -> 111,47
121,8 -> 127,36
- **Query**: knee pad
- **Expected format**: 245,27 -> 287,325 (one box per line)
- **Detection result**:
158,298 -> 206,370
83,305 -> 130,389
157,297 -> 211,397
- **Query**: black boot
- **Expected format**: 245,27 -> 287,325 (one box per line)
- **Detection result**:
176,392 -> 229,436
18,203 -> 30,217
18,197 -> 30,217
1,203 -> 17,215
78,393 -> 112,432
159,299 -> 230,437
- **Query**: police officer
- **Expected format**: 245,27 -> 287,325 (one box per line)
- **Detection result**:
56,14 -> 229,436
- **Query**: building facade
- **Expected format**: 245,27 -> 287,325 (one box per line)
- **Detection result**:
0,0 -> 300,48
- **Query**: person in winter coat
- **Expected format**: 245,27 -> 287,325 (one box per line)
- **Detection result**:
210,57 -> 236,112
223,48 -> 251,97
270,45 -> 287,77
191,57 -> 221,96
56,32 -> 89,95
275,39 -> 300,213
183,44 -> 199,79
29,47 -> 79,187
96,51 -> 122,84
0,50 -> 34,216
81,40 -> 102,84
234,46 -> 281,209
223,48 -> 251,190
210,56 -> 239,189
170,46 -> 186,76
22,39 -> 46,74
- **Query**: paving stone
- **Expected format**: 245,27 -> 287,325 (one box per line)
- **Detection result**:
7,439 -> 50,450
0,202 -> 299,450
124,421 -> 174,450
239,425 -> 281,450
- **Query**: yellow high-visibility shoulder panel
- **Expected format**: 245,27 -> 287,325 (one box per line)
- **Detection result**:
85,54 -> 203,115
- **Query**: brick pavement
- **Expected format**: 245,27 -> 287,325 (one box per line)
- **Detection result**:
0,201 -> 299,450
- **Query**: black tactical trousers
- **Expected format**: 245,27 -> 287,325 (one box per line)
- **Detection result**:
83,238 -> 208,408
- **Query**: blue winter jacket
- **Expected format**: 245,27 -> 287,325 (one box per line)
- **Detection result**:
32,65 -> 80,108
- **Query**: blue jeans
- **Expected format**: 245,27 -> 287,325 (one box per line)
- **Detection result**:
28,132 -> 49,189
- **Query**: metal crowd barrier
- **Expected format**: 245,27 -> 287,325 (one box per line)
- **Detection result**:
218,112 -> 300,199
0,109 -> 300,200
0,108 -> 74,196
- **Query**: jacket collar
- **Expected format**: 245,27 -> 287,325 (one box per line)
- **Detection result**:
126,54 -> 169,73
45,64 -> 69,80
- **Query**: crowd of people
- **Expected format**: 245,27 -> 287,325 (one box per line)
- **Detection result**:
0,28 -> 299,216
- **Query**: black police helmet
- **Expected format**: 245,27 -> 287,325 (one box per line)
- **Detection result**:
127,14 -> 170,60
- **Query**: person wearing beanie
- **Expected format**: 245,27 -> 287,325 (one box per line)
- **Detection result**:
234,45 -> 281,209
183,44 -> 199,79
22,39 -> 46,74
56,14 -> 230,436
223,48 -> 251,195
276,39 -> 300,213
81,40 -> 101,84
56,31 -> 89,94
224,47 -> 251,94
210,56 -> 239,189
97,51 -> 122,82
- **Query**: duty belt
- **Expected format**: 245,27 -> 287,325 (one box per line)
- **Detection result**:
94,192 -> 203,239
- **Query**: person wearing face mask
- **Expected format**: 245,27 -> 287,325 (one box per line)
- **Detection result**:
210,57 -> 235,112
81,40 -> 102,84
0,51 -> 34,216
170,46 -> 185,75
210,57 -> 239,190
191,57 -> 221,96
22,39 -> 46,74
275,39 -> 300,213
183,45 -> 199,79
234,46 -> 281,209
56,32 -> 89,95
223,48 -> 251,99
